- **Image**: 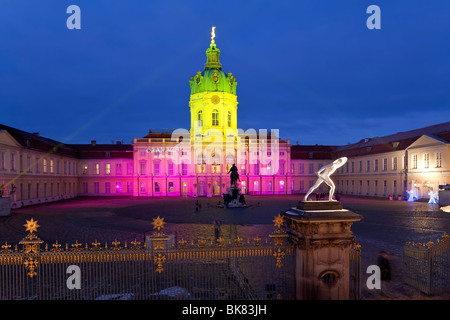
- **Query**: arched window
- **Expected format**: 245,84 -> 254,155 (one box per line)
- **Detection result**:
197,110 -> 203,124
227,111 -> 232,127
212,109 -> 219,126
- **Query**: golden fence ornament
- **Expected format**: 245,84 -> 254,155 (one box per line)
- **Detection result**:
268,214 -> 290,268
0,216 -> 298,299
19,219 -> 44,278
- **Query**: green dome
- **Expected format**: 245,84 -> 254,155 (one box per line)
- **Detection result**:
189,42 -> 237,95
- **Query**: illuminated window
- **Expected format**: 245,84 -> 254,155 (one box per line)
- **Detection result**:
82,164 -> 88,175
423,153 -> 429,169
127,163 -> 133,175
382,158 -> 387,171
197,164 -> 206,173
154,182 -> 160,193
0,151 -> 5,170
168,182 -> 174,192
116,182 -> 122,193
105,164 -> 111,175
95,163 -> 100,175
267,163 -> 272,175
27,156 -> 32,173
299,163 -> 304,174
240,163 -> 246,175
50,159 -> 54,173
140,163 -> 146,175
435,152 -> 442,168
392,157 -> 397,171
212,164 -> 221,173
197,110 -> 203,125
227,111 -> 232,127
254,162 -> 260,175
279,162 -> 285,175
212,109 -> 219,126
10,153 -> 16,171
412,154 -> 418,169
43,158 -> 48,173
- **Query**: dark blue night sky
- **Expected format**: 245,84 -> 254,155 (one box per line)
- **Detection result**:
1,1 -> 449,146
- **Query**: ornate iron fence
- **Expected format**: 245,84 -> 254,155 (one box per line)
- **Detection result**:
0,216 -> 295,300
403,233 -> 450,295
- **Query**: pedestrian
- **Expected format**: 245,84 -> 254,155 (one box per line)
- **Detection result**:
195,200 -> 199,212
377,250 -> 391,296
214,219 -> 222,240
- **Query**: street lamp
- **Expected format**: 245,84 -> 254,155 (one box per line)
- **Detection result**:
136,173 -> 140,197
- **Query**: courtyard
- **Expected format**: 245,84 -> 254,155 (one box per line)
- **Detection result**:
1,194 -> 449,300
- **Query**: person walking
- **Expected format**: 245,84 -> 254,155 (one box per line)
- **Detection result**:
214,219 -> 222,240
377,250 -> 391,297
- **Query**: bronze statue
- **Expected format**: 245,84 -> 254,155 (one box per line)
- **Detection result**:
227,163 -> 240,187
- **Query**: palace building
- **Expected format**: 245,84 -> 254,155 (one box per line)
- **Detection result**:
0,31 -> 449,208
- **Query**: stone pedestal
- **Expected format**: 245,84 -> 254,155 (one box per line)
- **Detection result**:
282,201 -> 362,300
223,186 -> 247,208
0,197 -> 11,216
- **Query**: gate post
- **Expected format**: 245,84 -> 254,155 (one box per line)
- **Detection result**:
281,201 -> 362,300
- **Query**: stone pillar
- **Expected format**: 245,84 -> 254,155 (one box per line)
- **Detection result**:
282,200 -> 362,300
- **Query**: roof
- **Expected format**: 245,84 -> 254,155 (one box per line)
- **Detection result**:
290,145 -> 336,160
289,122 -> 450,159
335,122 -> 450,157
0,124 -> 78,158
0,124 -> 133,159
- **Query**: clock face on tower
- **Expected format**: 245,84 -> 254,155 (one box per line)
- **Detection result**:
211,95 -> 220,105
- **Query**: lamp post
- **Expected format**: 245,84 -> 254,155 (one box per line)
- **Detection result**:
136,173 -> 140,197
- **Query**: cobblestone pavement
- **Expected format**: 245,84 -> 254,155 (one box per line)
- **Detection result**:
1,194 -> 450,300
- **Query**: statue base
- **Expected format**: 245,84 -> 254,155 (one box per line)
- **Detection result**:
223,186 -> 247,208
297,200 -> 343,211
281,200 -> 362,300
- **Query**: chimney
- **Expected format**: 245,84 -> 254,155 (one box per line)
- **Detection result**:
33,132 -> 40,137
91,140 -> 96,146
